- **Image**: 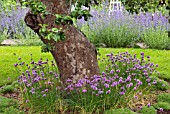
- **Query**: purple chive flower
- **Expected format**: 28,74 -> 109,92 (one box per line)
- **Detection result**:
126,84 -> 130,88
148,83 -> 151,86
48,81 -> 51,85
162,84 -> 165,86
49,71 -> 53,74
152,80 -> 157,84
110,70 -> 114,74
43,94 -> 46,97
7,77 -> 10,80
147,103 -> 151,107
14,63 -> 18,67
45,89 -> 48,92
104,83 -> 109,88
75,83 -> 83,88
106,90 -> 111,94
27,83 -> 32,87
26,100 -> 29,103
91,85 -> 98,90
146,78 -> 151,83
134,87 -> 137,91
111,82 -> 118,87
67,79 -> 72,82
18,57 -> 21,60
30,87 -> 35,94
23,88 -> 26,92
134,96 -> 138,99
119,92 -> 125,95
139,92 -> 142,95
159,108 -> 163,111
98,90 -> 104,94
82,89 -> 87,93
116,69 -> 120,73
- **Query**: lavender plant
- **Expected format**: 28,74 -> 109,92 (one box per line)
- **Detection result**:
77,4 -> 170,49
15,52 -> 161,113
78,9 -> 140,48
136,12 -> 170,50
0,2 -> 39,40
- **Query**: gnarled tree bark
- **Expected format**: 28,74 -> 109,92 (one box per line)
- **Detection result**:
24,0 -> 100,83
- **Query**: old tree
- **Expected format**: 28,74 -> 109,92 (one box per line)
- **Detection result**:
20,0 -> 169,83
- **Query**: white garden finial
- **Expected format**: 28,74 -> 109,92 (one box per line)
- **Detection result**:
109,0 -> 122,16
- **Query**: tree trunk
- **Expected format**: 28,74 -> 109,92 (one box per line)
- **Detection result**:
24,0 -> 100,83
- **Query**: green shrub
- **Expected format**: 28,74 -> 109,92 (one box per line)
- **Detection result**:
150,77 -> 170,90
142,28 -> 170,50
2,106 -> 24,114
140,106 -> 156,114
16,39 -> 43,46
157,93 -> 170,104
0,85 -> 14,94
153,102 -> 170,110
0,96 -> 18,112
104,108 -> 136,114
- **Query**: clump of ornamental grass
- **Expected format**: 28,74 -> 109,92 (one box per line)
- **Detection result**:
15,52 -> 160,113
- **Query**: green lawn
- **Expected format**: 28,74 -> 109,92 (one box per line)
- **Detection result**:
0,46 -> 170,86
0,46 -> 54,86
99,48 -> 170,81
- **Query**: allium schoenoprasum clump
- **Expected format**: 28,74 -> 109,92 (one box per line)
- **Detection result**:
14,55 -> 62,113
15,52 -> 160,113
63,52 -> 160,113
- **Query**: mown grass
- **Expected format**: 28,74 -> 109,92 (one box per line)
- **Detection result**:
99,48 -> 170,81
0,46 -> 170,87
0,46 -> 54,86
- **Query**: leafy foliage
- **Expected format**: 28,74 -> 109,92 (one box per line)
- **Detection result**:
104,108 -> 136,114
121,0 -> 168,13
140,106 -> 157,114
157,93 -> 170,104
153,102 -> 170,110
